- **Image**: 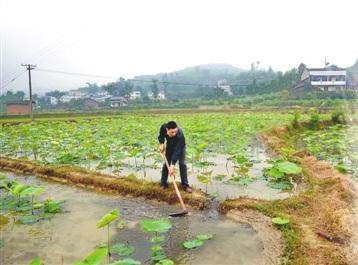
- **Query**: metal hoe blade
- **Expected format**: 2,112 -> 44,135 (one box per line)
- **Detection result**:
169,209 -> 188,217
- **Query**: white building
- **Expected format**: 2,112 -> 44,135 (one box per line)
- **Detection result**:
89,91 -> 111,102
147,91 -> 154,99
157,91 -> 165,100
293,64 -> 347,92
147,90 -> 165,100
49,96 -> 58,105
217,79 -> 233,95
60,90 -> 85,102
130,90 -> 141,100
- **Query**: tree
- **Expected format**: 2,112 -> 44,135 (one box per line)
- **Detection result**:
79,83 -> 99,94
213,86 -> 224,98
14,91 -> 25,100
103,78 -> 132,99
45,90 -> 66,100
121,79 -> 133,100
151,79 -> 159,99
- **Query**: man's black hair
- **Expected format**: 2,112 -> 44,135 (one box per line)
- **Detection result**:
166,121 -> 177,129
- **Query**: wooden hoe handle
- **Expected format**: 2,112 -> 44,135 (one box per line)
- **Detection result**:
160,152 -> 187,211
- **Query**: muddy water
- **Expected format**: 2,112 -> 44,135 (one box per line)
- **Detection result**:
1,172 -> 265,265
90,139 -> 290,201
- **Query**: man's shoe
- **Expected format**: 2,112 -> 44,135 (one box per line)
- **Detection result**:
183,186 -> 193,193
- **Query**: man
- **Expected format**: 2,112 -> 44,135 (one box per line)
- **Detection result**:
158,121 -> 192,193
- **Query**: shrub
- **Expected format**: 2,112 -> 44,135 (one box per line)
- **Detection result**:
309,109 -> 320,129
331,108 -> 347,124
291,110 -> 301,129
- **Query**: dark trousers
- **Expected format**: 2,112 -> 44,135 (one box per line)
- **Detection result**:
161,146 -> 189,188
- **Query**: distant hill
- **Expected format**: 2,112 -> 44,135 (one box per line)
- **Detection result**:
131,64 -> 250,99
134,63 -> 245,86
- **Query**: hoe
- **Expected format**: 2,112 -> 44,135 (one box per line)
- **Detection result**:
160,152 -> 189,217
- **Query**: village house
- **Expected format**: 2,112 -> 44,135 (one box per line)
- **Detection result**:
293,63 -> 348,92
42,96 -> 58,105
147,90 -> 166,100
130,90 -> 141,100
60,90 -> 85,102
6,100 -> 36,115
83,98 -> 100,109
217,79 -> 233,95
88,90 -> 111,102
109,96 -> 128,107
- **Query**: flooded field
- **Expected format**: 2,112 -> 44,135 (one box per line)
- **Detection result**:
299,124 -> 358,178
86,139 -> 290,201
1,171 -> 267,265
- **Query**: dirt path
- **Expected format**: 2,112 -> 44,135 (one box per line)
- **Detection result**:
345,179 -> 358,264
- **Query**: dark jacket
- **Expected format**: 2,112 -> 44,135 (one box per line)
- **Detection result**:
158,123 -> 186,165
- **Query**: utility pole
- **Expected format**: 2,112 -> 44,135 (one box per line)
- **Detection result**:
21,64 -> 36,120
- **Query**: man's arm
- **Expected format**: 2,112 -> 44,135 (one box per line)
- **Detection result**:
158,124 -> 166,144
158,124 -> 166,154
170,131 -> 185,165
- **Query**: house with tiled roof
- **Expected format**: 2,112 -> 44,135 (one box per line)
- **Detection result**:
292,63 -> 348,93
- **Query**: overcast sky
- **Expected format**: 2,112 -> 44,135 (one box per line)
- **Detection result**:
1,0 -> 357,95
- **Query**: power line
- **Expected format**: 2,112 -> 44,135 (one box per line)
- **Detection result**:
1,25 -> 89,92
35,68 -> 116,79
1,38 -> 68,90
0,70 -> 27,90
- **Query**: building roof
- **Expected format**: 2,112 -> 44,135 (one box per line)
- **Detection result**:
6,100 -> 36,106
84,98 -> 99,103
109,96 -> 127,101
307,65 -> 345,71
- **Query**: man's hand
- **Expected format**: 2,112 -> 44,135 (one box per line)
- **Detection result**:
159,143 -> 165,154
169,165 -> 175,177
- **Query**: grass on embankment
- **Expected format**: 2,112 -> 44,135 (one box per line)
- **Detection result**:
0,157 -> 209,210
219,119 -> 355,265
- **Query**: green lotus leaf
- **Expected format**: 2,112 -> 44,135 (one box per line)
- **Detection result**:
268,181 -> 292,190
18,215 -> 43,224
183,239 -> 204,249
73,246 -> 108,265
272,217 -> 290,226
29,257 -> 42,265
335,163 -> 347,173
196,175 -> 211,185
155,259 -> 174,265
20,186 -> 44,197
12,183 -> 30,196
109,258 -> 141,265
265,167 -> 285,179
151,245 -> 162,252
151,251 -> 166,261
276,161 -> 302,175
213,174 -> 225,181
150,236 -> 165,243
110,243 -> 135,256
44,200 -> 65,213
196,233 -> 213,241
139,219 -> 172,233
97,210 -> 119,228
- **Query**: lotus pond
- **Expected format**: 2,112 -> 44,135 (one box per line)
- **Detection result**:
0,112 -> 308,264
0,113 -> 299,198
299,124 -> 358,178
1,171 -> 267,265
